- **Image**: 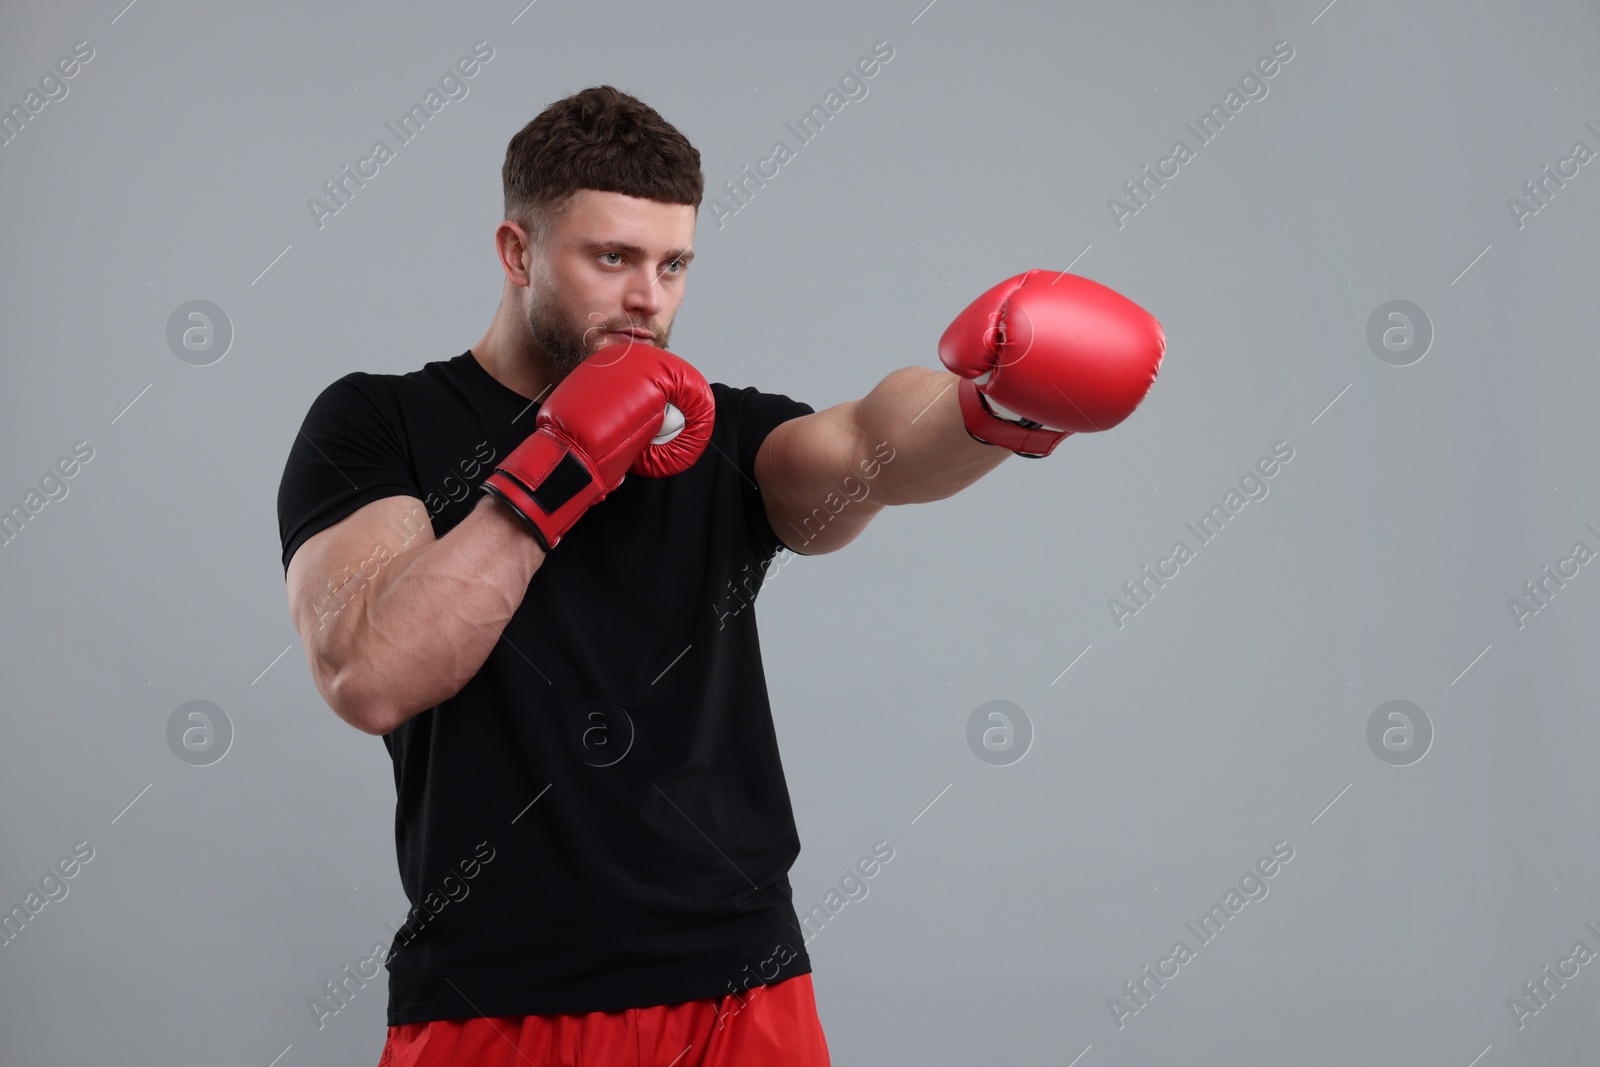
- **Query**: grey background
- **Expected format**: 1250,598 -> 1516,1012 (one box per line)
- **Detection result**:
2,0 -> 1597,1064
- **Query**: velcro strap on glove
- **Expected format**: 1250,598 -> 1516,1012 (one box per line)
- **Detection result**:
480,430 -> 603,551
955,377 -> 1071,459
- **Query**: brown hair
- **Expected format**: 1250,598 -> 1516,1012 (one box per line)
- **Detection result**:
502,85 -> 703,244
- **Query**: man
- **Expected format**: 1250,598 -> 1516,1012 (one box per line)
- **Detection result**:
278,86 -> 1164,1067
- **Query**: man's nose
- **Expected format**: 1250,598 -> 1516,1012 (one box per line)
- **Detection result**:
622,267 -> 666,319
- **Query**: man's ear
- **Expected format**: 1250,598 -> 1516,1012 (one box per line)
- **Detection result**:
497,221 -> 536,286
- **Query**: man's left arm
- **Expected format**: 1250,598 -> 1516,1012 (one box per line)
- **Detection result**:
754,367 -> 1008,556
754,270 -> 1169,558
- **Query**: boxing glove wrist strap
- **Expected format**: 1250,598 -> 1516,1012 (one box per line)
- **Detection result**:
956,378 -> 1071,459
480,429 -> 603,552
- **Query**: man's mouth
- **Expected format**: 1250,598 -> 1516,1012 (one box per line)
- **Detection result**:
603,329 -> 654,345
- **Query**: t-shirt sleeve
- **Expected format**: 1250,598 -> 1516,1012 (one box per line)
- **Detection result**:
277,372 -> 422,575
725,383 -> 815,562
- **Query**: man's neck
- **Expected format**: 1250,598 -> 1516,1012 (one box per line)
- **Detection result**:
471,307 -> 555,403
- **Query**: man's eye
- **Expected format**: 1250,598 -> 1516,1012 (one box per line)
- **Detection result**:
600,252 -> 622,265
664,259 -> 685,274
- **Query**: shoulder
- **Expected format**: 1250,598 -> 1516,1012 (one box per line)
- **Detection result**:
709,381 -> 816,421
305,357 -> 459,417
709,381 -> 750,408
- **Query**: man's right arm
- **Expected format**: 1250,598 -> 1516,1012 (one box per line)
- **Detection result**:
285,494 -> 544,736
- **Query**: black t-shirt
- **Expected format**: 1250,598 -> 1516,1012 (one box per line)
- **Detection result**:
276,350 -> 817,1025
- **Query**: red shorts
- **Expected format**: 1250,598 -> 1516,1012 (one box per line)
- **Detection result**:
376,973 -> 831,1067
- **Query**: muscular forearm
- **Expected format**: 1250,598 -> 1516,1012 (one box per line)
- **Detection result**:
857,366 -> 1011,506
323,496 -> 544,733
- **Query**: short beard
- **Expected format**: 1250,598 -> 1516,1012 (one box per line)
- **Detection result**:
525,263 -> 672,379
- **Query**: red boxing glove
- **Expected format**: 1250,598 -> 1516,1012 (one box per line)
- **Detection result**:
482,344 -> 715,551
938,271 -> 1166,458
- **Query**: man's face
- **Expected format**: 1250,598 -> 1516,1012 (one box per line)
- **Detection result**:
524,189 -> 697,377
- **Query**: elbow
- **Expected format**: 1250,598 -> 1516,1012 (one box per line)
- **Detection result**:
318,658 -> 398,736
349,705 -> 399,737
